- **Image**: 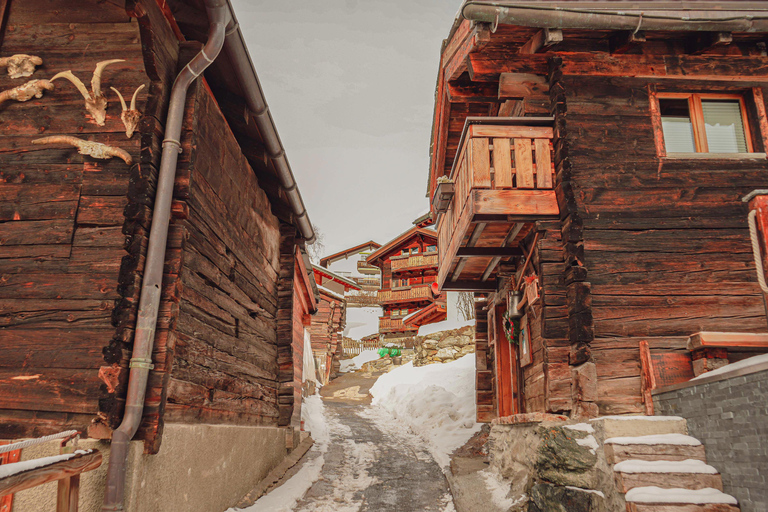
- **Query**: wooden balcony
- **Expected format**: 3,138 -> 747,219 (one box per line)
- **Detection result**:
357,260 -> 380,275
391,253 -> 438,272
377,284 -> 433,304
379,316 -> 416,332
436,118 -> 559,291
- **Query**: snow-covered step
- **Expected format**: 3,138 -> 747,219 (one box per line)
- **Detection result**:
625,486 -> 739,512
605,434 -> 706,464
614,459 -> 723,493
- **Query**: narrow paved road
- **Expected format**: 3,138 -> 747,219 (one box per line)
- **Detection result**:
292,370 -> 454,512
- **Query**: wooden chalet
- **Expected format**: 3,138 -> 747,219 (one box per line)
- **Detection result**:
0,0 -> 320,509
367,226 -> 446,343
311,265 -> 360,384
320,240 -> 382,293
429,1 -> 768,422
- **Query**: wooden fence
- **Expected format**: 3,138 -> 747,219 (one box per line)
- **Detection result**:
341,337 -> 380,357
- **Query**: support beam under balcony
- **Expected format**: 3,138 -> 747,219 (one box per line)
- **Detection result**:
441,280 -> 498,292
456,247 -> 523,257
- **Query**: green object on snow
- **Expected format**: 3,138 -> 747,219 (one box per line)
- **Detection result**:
377,347 -> 402,357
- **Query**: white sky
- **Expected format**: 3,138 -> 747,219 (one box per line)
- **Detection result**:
230,0 -> 459,257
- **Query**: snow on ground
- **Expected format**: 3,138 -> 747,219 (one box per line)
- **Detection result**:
691,352 -> 768,381
234,395 -> 339,512
625,487 -> 737,505
339,350 -> 380,373
613,459 -> 718,474
343,306 -> 381,340
368,353 -> 481,469
417,318 -> 473,337
479,469 -> 527,510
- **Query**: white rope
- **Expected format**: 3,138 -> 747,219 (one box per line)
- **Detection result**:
0,430 -> 78,454
748,209 -> 768,294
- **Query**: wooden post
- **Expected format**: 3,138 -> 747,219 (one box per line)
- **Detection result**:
747,193 -> 768,318
56,475 -> 80,512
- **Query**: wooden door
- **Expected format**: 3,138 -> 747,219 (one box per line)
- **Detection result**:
493,305 -> 515,417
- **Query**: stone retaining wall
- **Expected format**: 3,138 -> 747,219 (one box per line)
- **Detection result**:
413,325 -> 475,366
653,367 -> 768,512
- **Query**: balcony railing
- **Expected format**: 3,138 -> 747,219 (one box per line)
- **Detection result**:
354,276 -> 380,289
377,284 -> 433,304
357,260 -> 380,275
436,118 -> 560,291
379,316 -> 415,332
391,253 -> 438,272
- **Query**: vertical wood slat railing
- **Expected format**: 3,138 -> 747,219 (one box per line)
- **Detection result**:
379,317 -> 406,331
342,337 -> 380,357
377,284 -> 433,303
391,253 -> 439,271
437,124 -> 555,277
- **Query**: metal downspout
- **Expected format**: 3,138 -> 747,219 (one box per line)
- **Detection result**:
219,10 -> 315,243
101,2 -> 231,510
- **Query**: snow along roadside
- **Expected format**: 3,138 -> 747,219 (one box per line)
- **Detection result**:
232,395 -> 332,512
369,353 -> 482,470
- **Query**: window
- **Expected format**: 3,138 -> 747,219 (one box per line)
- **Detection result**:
426,245 -> 437,253
401,249 -> 409,256
657,93 -> 753,154
410,247 -> 420,255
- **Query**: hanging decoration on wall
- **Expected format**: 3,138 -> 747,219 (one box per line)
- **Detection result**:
524,274 -> 540,306
0,79 -> 55,105
0,54 -> 43,79
111,84 -> 145,138
502,310 -> 521,345
50,59 -> 125,126
32,136 -> 133,166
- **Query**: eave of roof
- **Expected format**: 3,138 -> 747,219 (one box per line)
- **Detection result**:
312,264 -> 361,291
367,226 -> 438,267
319,240 -> 382,267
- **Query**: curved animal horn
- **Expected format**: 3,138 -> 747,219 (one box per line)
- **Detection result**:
33,135 -> 133,166
91,59 -> 124,98
111,87 -> 127,111
51,70 -> 91,100
130,84 -> 145,111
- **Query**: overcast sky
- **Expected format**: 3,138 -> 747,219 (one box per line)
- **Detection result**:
230,0 -> 459,258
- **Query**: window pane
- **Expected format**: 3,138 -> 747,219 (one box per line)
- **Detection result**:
702,100 -> 747,153
660,99 -> 696,152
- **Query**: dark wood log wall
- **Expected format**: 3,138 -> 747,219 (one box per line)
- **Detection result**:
474,295 -> 494,422
0,0 -> 152,439
555,61 -> 768,415
309,291 -> 345,384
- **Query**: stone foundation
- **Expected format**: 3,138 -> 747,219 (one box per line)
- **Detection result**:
413,325 -> 475,366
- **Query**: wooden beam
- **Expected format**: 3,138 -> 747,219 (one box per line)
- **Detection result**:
480,223 -> 525,282
520,28 -> 563,55
442,280 -> 498,292
610,30 -> 646,55
472,189 -> 560,217
689,32 -> 733,55
498,73 -> 548,100
447,81 -> 500,103
498,100 -> 523,117
687,331 -> 768,351
0,450 -> 102,498
451,222 -> 486,282
456,247 -> 523,257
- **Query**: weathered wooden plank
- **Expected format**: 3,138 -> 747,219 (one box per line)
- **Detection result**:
469,138 -> 491,187
492,138 -> 513,188
0,450 -> 102,498
514,138 -> 534,189
534,138 -> 552,189
0,369 -> 102,414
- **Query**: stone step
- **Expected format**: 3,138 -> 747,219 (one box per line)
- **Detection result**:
614,460 -> 723,493
591,416 -> 688,440
605,434 -> 706,464
625,486 -> 739,512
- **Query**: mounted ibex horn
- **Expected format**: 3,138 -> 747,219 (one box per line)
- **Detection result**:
50,59 -> 124,126
0,54 -> 43,79
0,79 -> 54,105
111,84 -> 145,138
32,136 -> 134,166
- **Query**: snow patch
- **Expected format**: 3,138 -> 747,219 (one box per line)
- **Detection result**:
564,486 -> 605,498
625,486 -> 738,505
369,353 -> 481,469
417,318 -> 474,337
614,459 -> 718,474
691,352 -> 768,381
480,469 -> 526,509
564,423 -> 595,433
605,434 -> 701,446
0,450 -> 93,479
339,350 -> 380,373
575,435 -> 599,454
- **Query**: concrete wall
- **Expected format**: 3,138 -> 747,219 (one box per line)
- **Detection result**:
11,424 -> 288,512
654,368 -> 768,512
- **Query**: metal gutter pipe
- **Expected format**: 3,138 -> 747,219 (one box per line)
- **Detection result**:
220,1 -> 315,243
461,2 -> 768,32
101,2 -> 231,510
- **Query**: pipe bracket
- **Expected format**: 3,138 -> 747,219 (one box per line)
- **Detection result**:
129,358 -> 155,370
162,138 -> 183,154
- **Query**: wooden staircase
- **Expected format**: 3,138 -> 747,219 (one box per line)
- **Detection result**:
604,432 -> 739,511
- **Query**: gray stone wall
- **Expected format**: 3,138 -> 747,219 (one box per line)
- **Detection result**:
653,369 -> 768,512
